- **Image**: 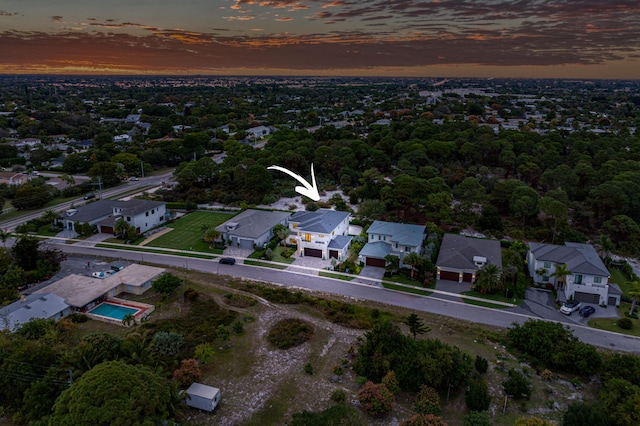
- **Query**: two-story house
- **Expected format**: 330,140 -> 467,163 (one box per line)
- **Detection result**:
527,242 -> 621,306
359,221 -> 426,268
288,209 -> 351,260
59,199 -> 167,236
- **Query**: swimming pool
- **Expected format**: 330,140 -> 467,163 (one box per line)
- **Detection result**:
88,302 -> 141,321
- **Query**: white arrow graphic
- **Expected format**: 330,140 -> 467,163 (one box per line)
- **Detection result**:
267,164 -> 320,201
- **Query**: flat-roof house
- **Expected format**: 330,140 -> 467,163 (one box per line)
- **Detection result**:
216,209 -> 291,249
359,221 -> 426,268
527,242 -> 619,306
59,199 -> 167,235
436,234 -> 502,283
0,293 -> 71,332
289,209 -> 351,260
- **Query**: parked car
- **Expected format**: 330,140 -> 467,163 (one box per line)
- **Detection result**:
560,301 -> 582,315
579,305 -> 596,317
92,271 -> 113,279
129,176 -> 139,181
83,193 -> 96,200
219,257 -> 236,265
111,264 -> 125,272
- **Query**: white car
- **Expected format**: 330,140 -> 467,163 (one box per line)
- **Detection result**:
92,271 -> 113,279
560,301 -> 582,315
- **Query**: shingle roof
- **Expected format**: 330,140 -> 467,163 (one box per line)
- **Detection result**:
62,199 -> 165,223
359,241 -> 392,258
289,209 -> 350,233
528,242 -> 609,276
215,209 -> 290,239
436,234 -> 502,270
328,235 -> 352,250
367,221 -> 426,248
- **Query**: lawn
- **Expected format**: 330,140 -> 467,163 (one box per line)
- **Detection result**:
461,290 -> 522,308
248,246 -> 295,264
145,211 -> 236,253
318,271 -> 354,281
382,281 -> 432,296
609,267 -> 634,293
589,304 -> 640,337
385,272 -> 425,286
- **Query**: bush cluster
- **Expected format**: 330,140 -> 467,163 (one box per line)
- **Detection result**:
266,318 -> 314,349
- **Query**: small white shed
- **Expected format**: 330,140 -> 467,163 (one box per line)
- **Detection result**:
184,382 -> 221,412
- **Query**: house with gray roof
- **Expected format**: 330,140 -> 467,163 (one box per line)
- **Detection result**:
59,199 -> 167,236
436,234 -> 502,283
359,221 -> 426,268
289,209 -> 351,260
527,242 -> 619,306
0,293 -> 71,332
216,209 -> 291,249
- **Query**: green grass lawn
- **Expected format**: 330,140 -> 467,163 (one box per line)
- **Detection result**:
589,304 -> 640,337
243,260 -> 288,270
382,282 -> 432,296
318,271 -> 354,281
461,290 -> 522,307
385,272 -> 424,286
145,211 -> 236,253
248,246 -> 295,264
609,267 -> 634,293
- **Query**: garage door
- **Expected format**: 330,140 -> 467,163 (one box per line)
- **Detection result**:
574,292 -> 599,304
366,257 -> 385,267
239,239 -> 253,249
329,250 -> 339,259
101,226 -> 113,234
463,273 -> 473,282
608,296 -> 618,306
439,270 -> 459,281
304,248 -> 322,258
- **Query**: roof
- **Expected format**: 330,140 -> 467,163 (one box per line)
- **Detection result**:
186,382 -> 220,400
215,209 -> 290,239
359,241 -> 392,258
34,264 -> 165,308
289,209 -> 350,234
0,293 -> 69,331
367,221 -> 426,248
62,199 -> 165,224
436,234 -> 502,271
328,235 -> 352,250
528,242 -> 609,277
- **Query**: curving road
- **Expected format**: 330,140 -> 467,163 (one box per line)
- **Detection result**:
52,243 -> 640,355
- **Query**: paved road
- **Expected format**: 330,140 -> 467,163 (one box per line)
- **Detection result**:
51,243 -> 640,354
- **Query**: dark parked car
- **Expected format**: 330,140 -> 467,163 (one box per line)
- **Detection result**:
219,257 -> 236,265
83,193 -> 96,200
111,264 -> 125,272
579,306 -> 596,317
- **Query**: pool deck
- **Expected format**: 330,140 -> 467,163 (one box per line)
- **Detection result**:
86,297 -> 155,326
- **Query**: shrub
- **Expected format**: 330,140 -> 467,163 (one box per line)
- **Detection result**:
382,371 -> 400,394
153,331 -> 184,356
563,401 -> 610,426
400,414 -> 448,426
194,344 -> 215,363
540,369 -> 554,381
266,318 -> 314,349
618,318 -> 633,330
232,320 -> 244,334
304,363 -> 313,375
463,411 -> 492,426
475,355 -> 489,374
415,385 -> 441,415
330,389 -> 347,404
357,381 -> 394,416
68,313 -> 89,323
216,325 -> 230,341
503,369 -> 532,400
466,375 -> 491,412
173,358 -> 202,387
183,288 -> 199,302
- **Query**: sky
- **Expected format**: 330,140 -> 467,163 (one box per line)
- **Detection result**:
1,0 -> 639,78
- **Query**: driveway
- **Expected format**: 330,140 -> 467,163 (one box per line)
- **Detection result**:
287,255 -> 331,275
355,266 -> 385,287
223,247 -> 254,259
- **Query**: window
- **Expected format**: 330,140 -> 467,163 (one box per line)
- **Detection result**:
544,262 -> 551,268
405,246 -> 410,252
575,274 -> 582,284
319,234 -> 324,238
594,276 -> 602,283
293,223 -> 298,228
378,235 -> 381,240
543,276 -> 549,281
395,243 -> 398,248
145,212 -> 149,217
126,216 -> 131,221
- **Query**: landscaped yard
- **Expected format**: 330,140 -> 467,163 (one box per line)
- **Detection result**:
461,290 -> 522,308
589,304 -> 640,337
145,211 -> 236,253
609,267 -> 633,293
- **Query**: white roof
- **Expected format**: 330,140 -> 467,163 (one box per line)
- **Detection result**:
186,382 -> 220,400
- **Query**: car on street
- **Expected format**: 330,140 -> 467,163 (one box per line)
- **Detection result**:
560,300 -> 582,315
219,257 -> 236,265
129,176 -> 139,181
83,193 -> 96,200
579,305 -> 596,317
92,271 -> 113,279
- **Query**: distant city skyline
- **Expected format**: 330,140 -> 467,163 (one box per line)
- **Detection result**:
1,0 -> 639,79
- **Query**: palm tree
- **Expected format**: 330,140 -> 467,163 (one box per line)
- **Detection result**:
0,229 -> 9,248
384,254 -> 400,276
273,224 -> 290,248
403,252 -> 422,280
203,228 -> 221,249
41,208 -> 59,230
122,313 -> 136,327
625,278 -> 640,316
60,173 -> 76,187
114,218 -> 128,239
474,263 -> 502,294
551,263 -> 572,289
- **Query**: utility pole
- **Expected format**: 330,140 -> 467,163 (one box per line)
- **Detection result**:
98,176 -> 103,199
140,161 -> 145,178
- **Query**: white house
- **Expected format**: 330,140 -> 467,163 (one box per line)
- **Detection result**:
59,199 -> 167,236
527,242 -> 619,306
216,209 -> 291,249
288,209 -> 351,260
113,134 -> 133,143
246,125 -> 271,140
359,221 -> 426,268
0,293 -> 71,332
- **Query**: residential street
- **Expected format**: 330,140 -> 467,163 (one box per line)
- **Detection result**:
48,243 -> 640,355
